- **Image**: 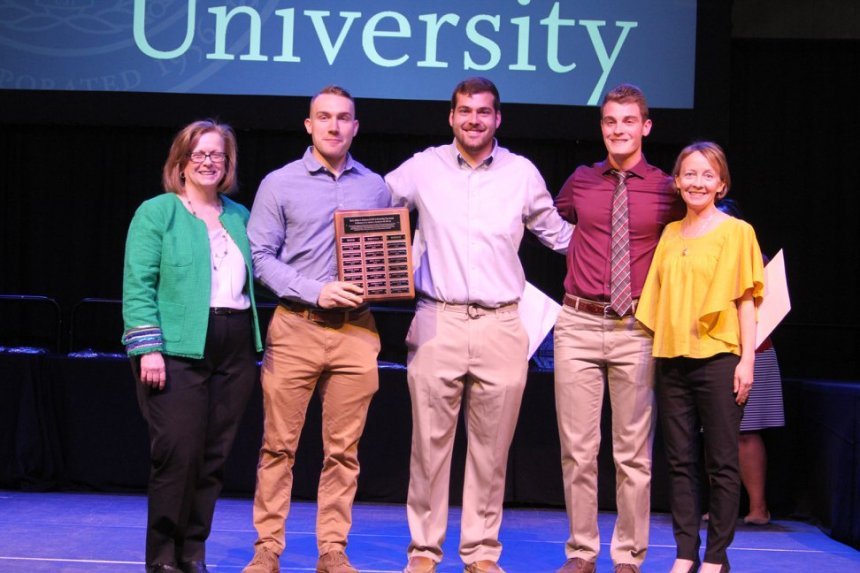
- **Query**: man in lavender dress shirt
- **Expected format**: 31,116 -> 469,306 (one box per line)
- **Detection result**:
386,77 -> 572,573
242,86 -> 390,573
552,84 -> 684,573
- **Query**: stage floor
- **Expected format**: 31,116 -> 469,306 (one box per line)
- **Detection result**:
0,491 -> 857,572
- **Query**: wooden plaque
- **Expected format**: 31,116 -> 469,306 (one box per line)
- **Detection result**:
334,208 -> 415,302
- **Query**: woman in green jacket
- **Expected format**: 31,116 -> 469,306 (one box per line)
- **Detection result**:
122,120 -> 262,573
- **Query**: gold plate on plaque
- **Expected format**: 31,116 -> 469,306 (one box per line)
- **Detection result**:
334,208 -> 415,301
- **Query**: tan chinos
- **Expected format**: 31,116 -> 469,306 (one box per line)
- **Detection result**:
250,306 -> 380,556
404,299 -> 529,565
554,304 -> 656,568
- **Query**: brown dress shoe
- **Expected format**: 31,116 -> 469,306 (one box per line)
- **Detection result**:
242,547 -> 281,573
403,556 -> 438,573
464,560 -> 506,573
614,565 -> 640,573
316,550 -> 358,573
556,557 -> 597,573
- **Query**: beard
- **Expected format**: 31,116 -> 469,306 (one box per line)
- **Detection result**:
455,126 -> 494,155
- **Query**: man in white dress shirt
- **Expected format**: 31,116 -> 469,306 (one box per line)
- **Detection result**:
385,77 -> 572,573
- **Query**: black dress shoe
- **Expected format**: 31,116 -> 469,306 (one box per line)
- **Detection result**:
146,565 -> 182,573
179,561 -> 209,573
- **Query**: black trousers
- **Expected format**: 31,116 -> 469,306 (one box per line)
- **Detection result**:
134,311 -> 257,566
657,353 -> 744,566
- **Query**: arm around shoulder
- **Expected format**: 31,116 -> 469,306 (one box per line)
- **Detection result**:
524,163 -> 573,254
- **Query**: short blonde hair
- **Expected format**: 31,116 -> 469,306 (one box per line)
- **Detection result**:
162,119 -> 238,195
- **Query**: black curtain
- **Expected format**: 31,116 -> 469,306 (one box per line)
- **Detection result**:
728,39 -> 860,379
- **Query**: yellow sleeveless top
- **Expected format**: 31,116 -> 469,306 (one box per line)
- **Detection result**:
635,216 -> 765,359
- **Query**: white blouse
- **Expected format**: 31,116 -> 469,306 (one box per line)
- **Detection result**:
209,226 -> 251,309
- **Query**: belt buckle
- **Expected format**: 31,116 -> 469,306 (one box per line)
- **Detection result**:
467,304 -> 483,319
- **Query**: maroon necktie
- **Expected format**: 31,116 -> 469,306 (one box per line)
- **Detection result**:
609,170 -> 632,316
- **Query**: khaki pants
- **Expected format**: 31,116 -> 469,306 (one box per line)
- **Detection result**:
553,304 -> 656,567
251,306 -> 380,555
405,299 -> 529,565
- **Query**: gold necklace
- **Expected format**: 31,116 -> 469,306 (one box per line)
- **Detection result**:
680,211 -> 717,256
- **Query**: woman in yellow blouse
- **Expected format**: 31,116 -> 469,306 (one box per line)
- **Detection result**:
636,142 -> 764,573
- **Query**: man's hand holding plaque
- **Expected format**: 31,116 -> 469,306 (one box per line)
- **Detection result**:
318,281 -> 366,308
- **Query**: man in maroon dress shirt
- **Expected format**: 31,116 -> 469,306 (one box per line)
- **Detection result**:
552,84 -> 684,573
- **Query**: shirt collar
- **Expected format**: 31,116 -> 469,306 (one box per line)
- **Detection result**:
451,139 -> 497,169
600,155 -> 649,179
302,146 -> 356,176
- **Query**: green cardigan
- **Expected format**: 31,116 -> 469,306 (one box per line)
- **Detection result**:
122,193 -> 263,358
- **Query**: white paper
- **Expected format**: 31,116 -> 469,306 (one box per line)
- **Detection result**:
518,282 -> 562,359
756,249 -> 791,348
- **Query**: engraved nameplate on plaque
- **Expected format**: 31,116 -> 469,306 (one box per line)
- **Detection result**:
334,208 -> 415,301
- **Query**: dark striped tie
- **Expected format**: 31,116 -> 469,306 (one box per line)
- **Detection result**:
610,170 -> 632,316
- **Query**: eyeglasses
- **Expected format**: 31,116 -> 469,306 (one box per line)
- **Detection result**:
187,151 -> 227,163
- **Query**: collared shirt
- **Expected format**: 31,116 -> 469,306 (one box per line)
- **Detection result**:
248,147 -> 391,305
385,141 -> 572,307
555,157 -> 684,301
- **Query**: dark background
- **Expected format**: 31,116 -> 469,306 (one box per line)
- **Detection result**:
1,0 -> 858,378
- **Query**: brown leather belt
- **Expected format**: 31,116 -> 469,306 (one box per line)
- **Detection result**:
563,294 -> 637,318
279,300 -> 369,327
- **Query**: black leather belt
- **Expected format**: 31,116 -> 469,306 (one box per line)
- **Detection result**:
210,307 -> 250,315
